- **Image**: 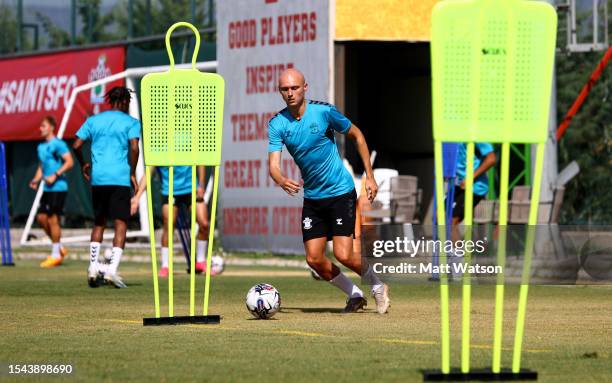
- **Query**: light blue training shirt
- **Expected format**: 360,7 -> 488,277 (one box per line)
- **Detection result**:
37,137 -> 70,192
76,110 -> 141,187
455,143 -> 494,196
268,100 -> 355,199
158,166 -> 195,196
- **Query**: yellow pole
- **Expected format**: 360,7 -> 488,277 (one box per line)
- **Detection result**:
189,166 -> 197,316
512,143 -> 545,372
492,142 -> 510,373
434,141 -> 450,373
461,142 -> 475,373
203,166 -> 219,316
168,166 -> 174,317
146,166 -> 160,318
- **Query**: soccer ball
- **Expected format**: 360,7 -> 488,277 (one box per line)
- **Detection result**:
245,283 -> 281,319
103,248 -> 113,261
97,256 -> 110,277
211,255 -> 225,275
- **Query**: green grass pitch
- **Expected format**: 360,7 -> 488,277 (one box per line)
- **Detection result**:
0,260 -> 610,382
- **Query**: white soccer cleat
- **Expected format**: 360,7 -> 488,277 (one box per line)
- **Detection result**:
88,263 -> 99,288
372,284 -> 390,314
104,273 -> 127,289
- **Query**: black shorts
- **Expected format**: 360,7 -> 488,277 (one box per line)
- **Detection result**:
451,186 -> 485,222
92,186 -> 131,224
38,192 -> 67,216
161,194 -> 204,206
301,190 -> 357,242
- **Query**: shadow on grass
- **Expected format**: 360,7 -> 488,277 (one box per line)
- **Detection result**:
282,307 -> 344,313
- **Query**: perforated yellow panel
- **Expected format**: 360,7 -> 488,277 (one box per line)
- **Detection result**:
149,85 -> 169,153
198,85 -> 217,152
431,0 -> 557,144
142,69 -> 224,166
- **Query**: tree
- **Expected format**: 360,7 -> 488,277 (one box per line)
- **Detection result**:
35,12 -> 71,49
35,0 -> 119,49
76,0 -> 118,44
556,5 -> 612,225
0,2 -> 18,54
556,50 -> 612,224
112,0 -> 207,39
0,2 -> 33,54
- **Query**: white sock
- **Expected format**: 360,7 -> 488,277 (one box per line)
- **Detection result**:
364,265 -> 384,293
329,271 -> 364,298
51,243 -> 61,259
161,247 -> 169,268
196,240 -> 207,263
89,242 -> 101,266
108,247 -> 123,275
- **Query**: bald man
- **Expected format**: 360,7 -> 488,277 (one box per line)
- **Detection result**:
268,68 -> 390,314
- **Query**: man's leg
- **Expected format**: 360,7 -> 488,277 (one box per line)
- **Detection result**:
305,237 -> 337,280
158,203 -> 179,277
36,213 -> 51,238
112,219 -> 127,248
47,214 -> 62,259
88,187 -> 109,286
100,218 -> 127,288
102,186 -> 131,288
334,235 -> 390,314
86,224 -> 104,287
332,236 -> 361,275
305,237 -> 366,313
37,213 -> 55,268
195,201 -> 209,272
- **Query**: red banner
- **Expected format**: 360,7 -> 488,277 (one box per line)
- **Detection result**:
0,46 -> 125,141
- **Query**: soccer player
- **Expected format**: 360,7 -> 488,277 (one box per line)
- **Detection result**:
451,143 -> 497,242
73,87 -> 141,288
268,68 -> 390,314
29,116 -> 74,268
130,166 -> 210,277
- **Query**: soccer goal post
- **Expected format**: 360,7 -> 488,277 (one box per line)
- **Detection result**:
19,60 -> 218,246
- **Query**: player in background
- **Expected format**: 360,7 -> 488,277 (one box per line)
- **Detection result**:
73,87 -> 141,288
30,116 -> 74,268
268,68 -> 390,314
451,143 -> 497,242
131,166 -> 211,277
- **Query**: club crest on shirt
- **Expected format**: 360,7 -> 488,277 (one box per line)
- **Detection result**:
336,218 -> 343,225
303,217 -> 313,230
309,123 -> 320,134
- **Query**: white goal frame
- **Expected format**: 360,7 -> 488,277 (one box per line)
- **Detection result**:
20,61 -> 218,245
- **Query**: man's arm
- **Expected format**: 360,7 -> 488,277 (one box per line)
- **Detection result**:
129,138 -> 139,194
58,151 -> 74,175
72,138 -> 91,182
29,164 -> 43,190
268,151 -> 300,196
130,165 -> 152,216
44,152 -> 74,186
346,125 -> 378,202
460,152 -> 497,189
474,152 -> 496,179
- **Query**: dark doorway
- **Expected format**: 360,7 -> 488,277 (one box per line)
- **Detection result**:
338,41 -> 434,218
